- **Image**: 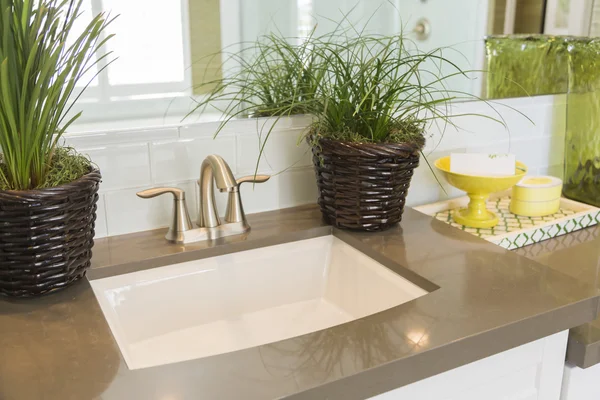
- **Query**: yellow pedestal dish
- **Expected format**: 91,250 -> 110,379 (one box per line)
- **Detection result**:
435,156 -> 528,228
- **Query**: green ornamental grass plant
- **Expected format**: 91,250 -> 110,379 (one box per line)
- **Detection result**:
191,23 -> 512,178
191,27 -> 328,120
306,33 -> 464,147
0,0 -> 114,191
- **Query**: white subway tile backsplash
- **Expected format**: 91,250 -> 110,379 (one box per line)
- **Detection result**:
105,181 -> 197,236
236,129 -> 312,174
179,122 -> 223,139
238,174 -> 281,213
511,135 -> 565,170
180,115 -> 313,139
405,181 -> 444,207
84,143 -> 152,191
151,136 -> 236,183
465,141 -> 512,155
65,127 -> 178,148
540,102 -> 567,137
68,95 -> 568,238
278,168 -> 318,208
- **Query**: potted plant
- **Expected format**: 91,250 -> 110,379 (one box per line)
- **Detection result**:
305,34 -> 454,231
0,0 -> 114,297
193,24 -> 500,232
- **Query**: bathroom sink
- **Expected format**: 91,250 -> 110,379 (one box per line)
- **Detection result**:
90,235 -> 428,370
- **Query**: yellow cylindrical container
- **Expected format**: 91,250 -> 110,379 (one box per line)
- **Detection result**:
510,176 -> 563,217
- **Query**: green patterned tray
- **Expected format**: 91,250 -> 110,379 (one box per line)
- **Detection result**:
414,191 -> 600,250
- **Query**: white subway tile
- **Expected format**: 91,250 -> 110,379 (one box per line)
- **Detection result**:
180,115 -> 313,139
179,122 -> 224,139
278,168 -> 318,208
64,127 -> 178,148
466,141 -> 512,155
104,181 -> 197,236
94,194 -> 108,239
84,143 -> 152,191
405,182 -> 446,207
235,115 -> 314,133
236,129 -> 312,174
511,135 -> 565,170
541,102 -> 567,137
151,136 -> 236,184
238,174 -> 281,214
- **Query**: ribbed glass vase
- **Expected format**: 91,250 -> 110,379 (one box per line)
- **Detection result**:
485,35 -> 570,99
564,39 -> 600,207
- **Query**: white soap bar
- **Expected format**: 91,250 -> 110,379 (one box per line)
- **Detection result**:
450,153 -> 516,176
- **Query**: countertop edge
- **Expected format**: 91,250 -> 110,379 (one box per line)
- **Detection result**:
287,295 -> 600,400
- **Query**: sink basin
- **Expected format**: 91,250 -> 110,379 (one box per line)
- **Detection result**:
91,235 -> 428,370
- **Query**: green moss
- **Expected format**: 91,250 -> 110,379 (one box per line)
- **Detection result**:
0,147 -> 93,191
309,118 -> 426,148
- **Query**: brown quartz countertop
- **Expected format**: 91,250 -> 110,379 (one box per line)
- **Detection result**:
1,205 -> 599,400
516,225 -> 600,368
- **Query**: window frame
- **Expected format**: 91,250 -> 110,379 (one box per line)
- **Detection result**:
74,0 -> 199,123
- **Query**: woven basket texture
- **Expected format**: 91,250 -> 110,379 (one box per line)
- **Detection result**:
0,170 -> 101,297
310,136 -> 421,231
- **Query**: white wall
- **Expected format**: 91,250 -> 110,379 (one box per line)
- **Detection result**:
65,94 -> 566,239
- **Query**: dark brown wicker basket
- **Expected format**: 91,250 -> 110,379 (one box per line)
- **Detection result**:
0,169 -> 101,297
310,136 -> 421,231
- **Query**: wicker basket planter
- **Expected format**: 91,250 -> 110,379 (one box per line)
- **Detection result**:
309,136 -> 421,231
0,169 -> 101,297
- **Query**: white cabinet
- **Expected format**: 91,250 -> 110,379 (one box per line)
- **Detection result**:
371,330 -> 568,400
560,361 -> 600,400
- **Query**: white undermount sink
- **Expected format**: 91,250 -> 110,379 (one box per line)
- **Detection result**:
91,235 -> 428,370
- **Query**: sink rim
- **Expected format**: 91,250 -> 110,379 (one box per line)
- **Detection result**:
88,228 -> 439,293
90,233 -> 434,370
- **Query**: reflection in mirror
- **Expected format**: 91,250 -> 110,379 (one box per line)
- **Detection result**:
69,0 -> 600,120
484,0 -> 600,100
196,0 -> 489,98
187,0 -> 600,102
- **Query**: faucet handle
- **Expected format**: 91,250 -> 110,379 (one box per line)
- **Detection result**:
236,175 -> 271,186
137,187 -> 186,200
223,174 -> 271,224
136,187 -> 193,244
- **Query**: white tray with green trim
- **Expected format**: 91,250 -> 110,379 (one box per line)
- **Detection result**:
413,190 -> 600,250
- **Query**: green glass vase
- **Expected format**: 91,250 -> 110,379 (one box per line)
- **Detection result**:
485,35 -> 570,99
564,39 -> 600,207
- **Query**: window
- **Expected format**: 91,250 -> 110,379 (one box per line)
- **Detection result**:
73,0 -> 192,122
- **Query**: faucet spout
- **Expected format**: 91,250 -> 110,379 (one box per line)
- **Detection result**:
198,155 -> 237,228
202,155 -> 237,191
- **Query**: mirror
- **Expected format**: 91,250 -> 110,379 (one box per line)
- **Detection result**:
189,0 -> 599,101
69,0 -> 600,123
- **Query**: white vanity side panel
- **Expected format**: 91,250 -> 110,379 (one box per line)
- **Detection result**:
560,361 -> 600,400
371,330 -> 568,400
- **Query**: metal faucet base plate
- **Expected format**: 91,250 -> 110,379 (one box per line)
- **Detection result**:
176,221 -> 250,244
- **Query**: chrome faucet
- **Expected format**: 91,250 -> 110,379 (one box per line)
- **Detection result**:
137,155 -> 270,244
